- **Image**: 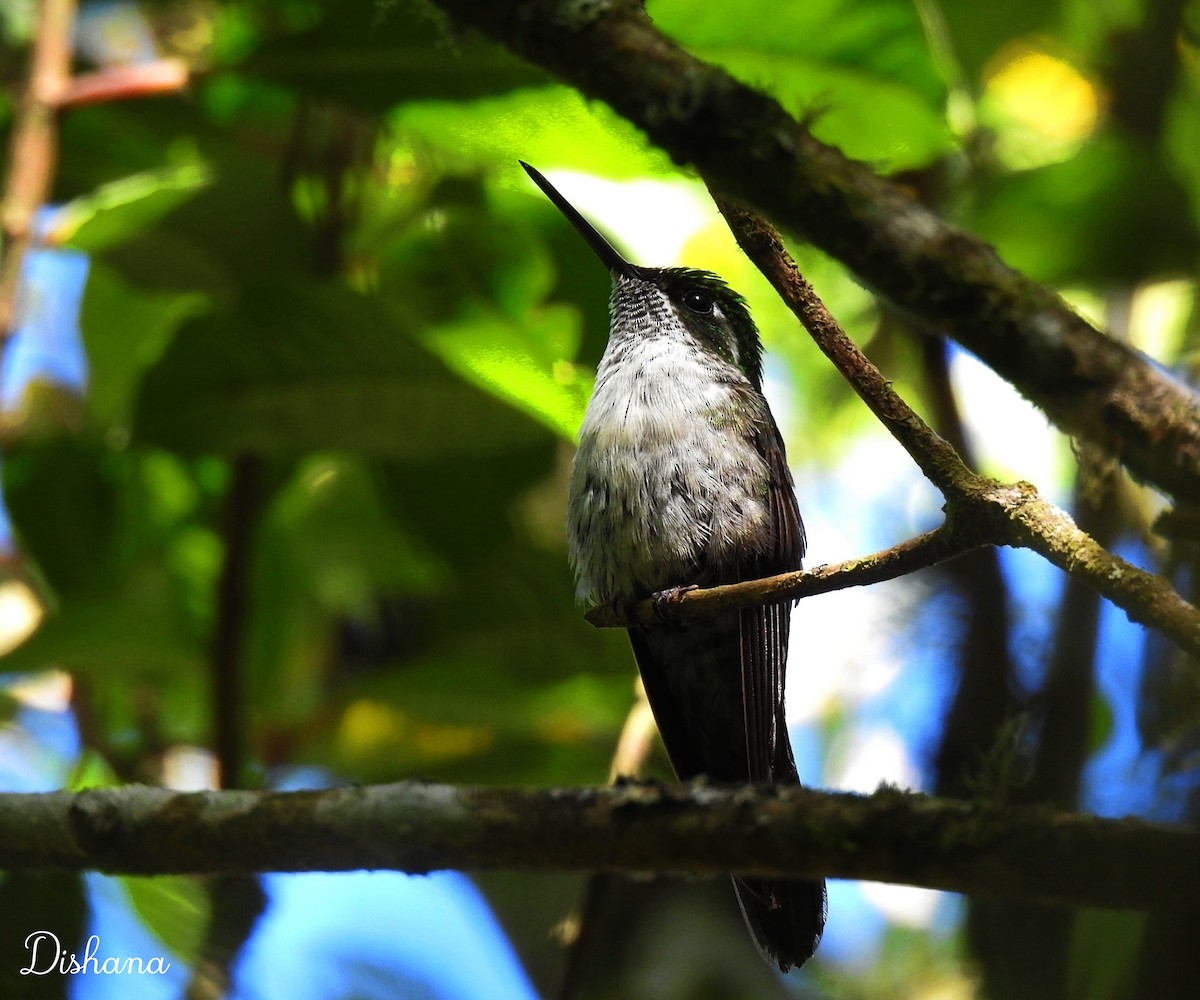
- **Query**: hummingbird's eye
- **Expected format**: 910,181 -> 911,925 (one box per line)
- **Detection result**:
681,288 -> 714,315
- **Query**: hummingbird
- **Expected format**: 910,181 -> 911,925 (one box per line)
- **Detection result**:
521,161 -> 826,971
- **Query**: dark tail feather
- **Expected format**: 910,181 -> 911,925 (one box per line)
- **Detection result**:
733,875 -> 827,973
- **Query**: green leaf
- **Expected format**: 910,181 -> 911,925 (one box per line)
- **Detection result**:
936,0 -> 1057,81
1164,81 -> 1200,231
329,662 -> 635,785
67,749 -> 119,791
0,443 -> 211,742
392,87 -> 675,179
0,575 -> 207,689
240,1 -> 546,108
121,876 -> 210,966
963,135 -> 1200,285
658,0 -> 946,101
133,279 -> 547,458
2,440 -> 120,597
380,184 -> 558,323
421,308 -> 590,440
50,162 -> 213,254
269,455 -> 447,606
80,263 -> 209,433
658,0 -> 952,167
709,51 -> 952,168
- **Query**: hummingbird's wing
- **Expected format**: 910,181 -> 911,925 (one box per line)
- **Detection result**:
626,412 -> 805,785
731,417 -> 826,972
739,417 -> 805,784
624,408 -> 825,969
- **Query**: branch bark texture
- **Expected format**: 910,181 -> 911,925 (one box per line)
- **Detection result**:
0,782 -> 1196,912
715,200 -> 1200,660
591,205 -> 1200,662
427,0 -> 1200,504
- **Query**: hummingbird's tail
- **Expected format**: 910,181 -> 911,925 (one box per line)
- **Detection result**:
733,874 -> 827,973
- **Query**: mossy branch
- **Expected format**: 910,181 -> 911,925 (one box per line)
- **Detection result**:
0,781 -> 1195,912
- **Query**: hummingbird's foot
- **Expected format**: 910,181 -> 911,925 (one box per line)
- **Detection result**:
649,584 -> 699,624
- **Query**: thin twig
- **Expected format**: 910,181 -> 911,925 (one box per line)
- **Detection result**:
0,0 -> 77,341
585,527 -> 972,628
0,4 -> 189,357
58,59 -> 189,108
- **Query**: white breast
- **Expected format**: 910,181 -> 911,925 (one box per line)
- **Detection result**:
567,309 -> 772,604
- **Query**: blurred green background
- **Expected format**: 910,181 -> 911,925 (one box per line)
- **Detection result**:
0,0 -> 1197,998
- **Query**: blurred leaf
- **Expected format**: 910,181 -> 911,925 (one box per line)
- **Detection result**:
2,379 -> 86,441
1,443 -> 212,746
1068,909 -> 1143,1000
963,135 -> 1200,285
133,279 -> 547,458
80,263 -> 209,433
392,87 -> 674,178
241,1 -> 546,107
936,0 -> 1057,82
657,0 -> 952,168
382,180 -> 557,322
1087,688 -> 1114,753
661,0 -> 947,99
315,500 -> 631,783
2,443 -> 221,609
51,162 -> 213,254
1164,76 -> 1200,230
2,440 -> 120,597
372,447 -> 555,564
58,103 -> 201,194
0,571 -> 206,687
729,54 -> 951,167
123,876 -> 210,966
243,453 -> 445,726
67,747 -> 120,790
421,308 -> 590,440
328,632 -> 634,785
61,104 -> 316,290
268,454 -> 446,607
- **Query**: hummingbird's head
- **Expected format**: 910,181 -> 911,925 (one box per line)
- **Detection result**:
521,161 -> 765,389
614,265 -> 764,389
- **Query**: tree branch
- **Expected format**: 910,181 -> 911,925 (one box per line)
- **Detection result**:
715,199 -> 1200,660
0,782 -> 1195,912
427,0 -> 1200,504
58,59 -> 189,108
587,202 -> 1200,662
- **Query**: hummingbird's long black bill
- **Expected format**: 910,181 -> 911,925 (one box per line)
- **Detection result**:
520,160 -> 640,278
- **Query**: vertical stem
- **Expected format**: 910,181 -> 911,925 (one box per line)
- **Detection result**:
211,454 -> 264,790
0,0 -> 76,341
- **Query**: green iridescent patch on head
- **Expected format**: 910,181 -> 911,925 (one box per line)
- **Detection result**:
652,267 -> 764,388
